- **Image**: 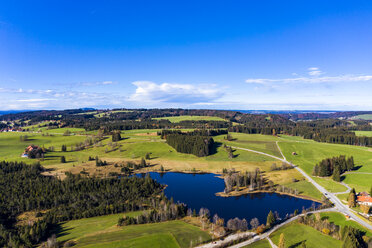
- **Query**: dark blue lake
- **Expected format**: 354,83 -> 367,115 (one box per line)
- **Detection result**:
138,172 -> 320,225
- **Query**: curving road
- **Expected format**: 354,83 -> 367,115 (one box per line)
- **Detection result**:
232,145 -> 372,231
228,208 -> 338,248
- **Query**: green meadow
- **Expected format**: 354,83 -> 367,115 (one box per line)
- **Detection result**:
152,115 -> 227,122
354,130 -> 372,137
57,213 -> 211,248
244,239 -> 270,248
277,135 -> 372,192
214,133 -> 282,157
351,114 -> 372,120
320,212 -> 372,237
57,214 -> 210,248
270,222 -> 342,248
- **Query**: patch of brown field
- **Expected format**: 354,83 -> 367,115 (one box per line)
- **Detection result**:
265,169 -> 305,185
140,159 -> 274,174
368,148 -> 372,152
134,132 -> 158,136
17,210 -> 48,226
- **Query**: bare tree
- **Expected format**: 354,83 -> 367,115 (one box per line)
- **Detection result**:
250,218 -> 259,229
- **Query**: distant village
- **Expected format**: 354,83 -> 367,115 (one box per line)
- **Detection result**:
0,127 -> 23,132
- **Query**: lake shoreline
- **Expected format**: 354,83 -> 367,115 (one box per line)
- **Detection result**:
215,189 -> 322,203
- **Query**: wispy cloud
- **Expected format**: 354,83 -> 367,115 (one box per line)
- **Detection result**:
16,98 -> 56,102
79,81 -> 116,86
307,67 -> 323,76
129,81 -> 224,103
246,68 -> 372,85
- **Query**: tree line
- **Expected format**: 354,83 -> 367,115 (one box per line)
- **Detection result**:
312,155 -> 355,181
165,133 -> 215,157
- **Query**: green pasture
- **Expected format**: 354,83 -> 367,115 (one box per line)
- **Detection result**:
320,211 -> 372,237
270,222 -> 342,248
341,173 -> 372,192
351,114 -> 372,120
214,133 -> 282,157
0,130 -> 276,174
283,180 -> 323,200
354,131 -> 372,137
152,115 -> 227,123
57,214 -> 210,248
244,239 -> 270,248
277,136 -> 372,192
0,132 -> 86,165
57,212 -> 142,242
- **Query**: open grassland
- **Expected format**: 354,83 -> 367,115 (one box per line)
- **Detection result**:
354,131 -> 372,137
57,214 -> 210,248
341,173 -> 372,192
282,180 -> 323,200
152,115 -> 227,122
0,130 -> 279,176
270,222 -> 342,248
320,212 -> 372,237
57,212 -> 142,242
278,135 -> 372,193
351,114 -> 372,120
214,133 -> 282,158
244,239 -> 270,248
0,132 -> 86,165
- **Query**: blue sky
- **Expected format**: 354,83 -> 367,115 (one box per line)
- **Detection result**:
1,1 -> 372,110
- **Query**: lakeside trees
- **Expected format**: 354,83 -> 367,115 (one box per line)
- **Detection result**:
223,169 -> 265,193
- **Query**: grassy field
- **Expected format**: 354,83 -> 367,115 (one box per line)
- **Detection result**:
152,115 -> 227,123
341,173 -> 372,192
214,133 -> 282,158
57,214 -> 210,248
277,135 -> 372,193
270,222 -> 342,248
354,131 -> 372,137
319,211 -> 372,237
351,114 -> 372,120
244,239 -> 270,248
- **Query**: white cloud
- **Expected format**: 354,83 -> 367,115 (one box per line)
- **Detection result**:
129,81 -> 223,103
16,98 -> 56,102
308,67 -> 323,76
246,68 -> 372,85
79,81 -> 116,86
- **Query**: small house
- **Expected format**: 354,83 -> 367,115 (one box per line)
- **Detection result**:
357,193 -> 372,206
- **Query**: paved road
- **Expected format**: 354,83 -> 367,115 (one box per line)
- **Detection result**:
196,231 -> 255,248
232,145 -> 372,231
228,208 -> 337,248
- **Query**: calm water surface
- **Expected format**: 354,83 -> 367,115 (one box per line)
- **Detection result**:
139,172 -> 320,224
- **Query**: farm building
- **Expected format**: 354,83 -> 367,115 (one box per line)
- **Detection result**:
357,192 -> 372,206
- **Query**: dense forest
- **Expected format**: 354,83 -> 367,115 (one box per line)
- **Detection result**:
165,133 -> 215,157
0,161 -> 162,247
312,155 -> 355,181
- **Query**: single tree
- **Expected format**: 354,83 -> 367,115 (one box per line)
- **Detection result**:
140,158 -> 146,167
348,188 -> 357,208
250,218 -> 259,230
60,156 -> 66,163
332,165 -> 341,182
266,210 -> 276,227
